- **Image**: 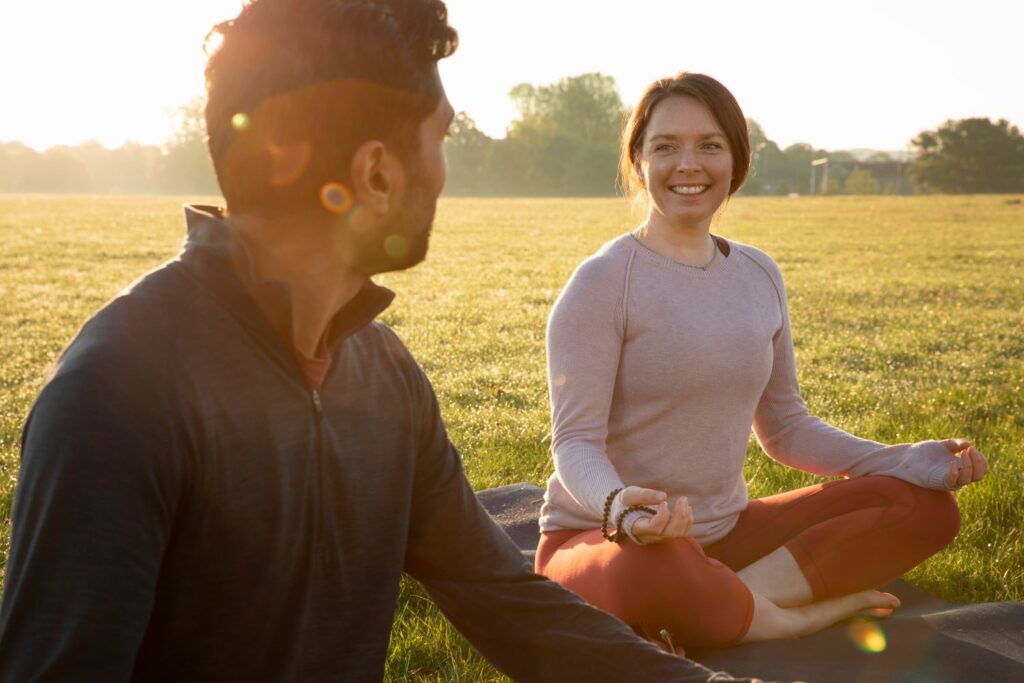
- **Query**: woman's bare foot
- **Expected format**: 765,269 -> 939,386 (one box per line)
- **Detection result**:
742,589 -> 900,643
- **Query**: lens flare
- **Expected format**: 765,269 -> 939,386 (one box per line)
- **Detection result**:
231,113 -> 250,132
384,235 -> 409,260
553,374 -> 567,387
320,182 -> 354,215
847,617 -> 887,654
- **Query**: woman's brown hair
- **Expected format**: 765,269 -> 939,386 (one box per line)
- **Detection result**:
619,73 -> 750,210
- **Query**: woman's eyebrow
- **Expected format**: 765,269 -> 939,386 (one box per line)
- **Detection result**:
648,131 -> 725,142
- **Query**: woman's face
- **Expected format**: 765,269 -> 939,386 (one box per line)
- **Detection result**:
638,95 -> 733,233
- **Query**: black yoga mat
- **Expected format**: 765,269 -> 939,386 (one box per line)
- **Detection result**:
476,483 -> 1024,683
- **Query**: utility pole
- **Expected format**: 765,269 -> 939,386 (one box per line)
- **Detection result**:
810,158 -> 829,195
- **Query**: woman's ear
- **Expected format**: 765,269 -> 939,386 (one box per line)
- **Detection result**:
350,140 -> 405,215
634,158 -> 646,187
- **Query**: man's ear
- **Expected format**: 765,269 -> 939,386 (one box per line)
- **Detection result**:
350,140 -> 405,214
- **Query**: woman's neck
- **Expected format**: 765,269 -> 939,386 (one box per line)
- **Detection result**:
635,214 -> 720,268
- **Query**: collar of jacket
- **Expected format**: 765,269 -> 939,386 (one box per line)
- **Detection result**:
179,204 -> 395,369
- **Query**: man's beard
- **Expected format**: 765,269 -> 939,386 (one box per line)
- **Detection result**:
351,174 -> 436,277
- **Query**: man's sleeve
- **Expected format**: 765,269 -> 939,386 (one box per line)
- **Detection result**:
0,360 -> 183,681
403,368 -> 764,683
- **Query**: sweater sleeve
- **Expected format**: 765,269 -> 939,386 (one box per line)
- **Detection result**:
751,257 -> 954,491
546,252 -> 634,519
403,364 -> 764,683
0,351 -> 184,680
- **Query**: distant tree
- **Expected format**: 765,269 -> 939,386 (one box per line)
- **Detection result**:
75,141 -> 160,194
844,168 -> 881,195
17,147 -> 93,193
909,118 -> 1024,194
866,151 -> 893,163
739,119 -> 790,195
159,97 -> 220,195
783,143 -> 826,194
503,73 -> 625,195
443,112 -> 494,196
0,142 -> 38,192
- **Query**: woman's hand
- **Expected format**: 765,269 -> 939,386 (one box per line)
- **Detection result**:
941,439 -> 989,489
619,486 -> 692,544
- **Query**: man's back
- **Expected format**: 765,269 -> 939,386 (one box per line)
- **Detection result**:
1,208 -> 747,682
0,208 -> 443,679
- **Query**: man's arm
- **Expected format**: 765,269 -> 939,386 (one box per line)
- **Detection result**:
403,368 -> 769,683
0,358 -> 183,681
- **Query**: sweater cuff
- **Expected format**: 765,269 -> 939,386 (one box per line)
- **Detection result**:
914,440 -> 957,490
620,508 -> 655,544
609,490 -> 628,530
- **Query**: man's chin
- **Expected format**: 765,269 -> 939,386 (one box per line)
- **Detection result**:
353,185 -> 436,276
355,229 -> 430,276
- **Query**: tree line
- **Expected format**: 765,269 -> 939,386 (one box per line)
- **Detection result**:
0,98 -> 216,196
3,74 -> 1022,196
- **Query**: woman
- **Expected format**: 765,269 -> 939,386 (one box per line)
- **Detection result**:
535,72 -> 987,649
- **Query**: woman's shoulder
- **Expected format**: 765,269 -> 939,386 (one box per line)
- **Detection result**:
726,238 -> 785,283
565,233 -> 636,287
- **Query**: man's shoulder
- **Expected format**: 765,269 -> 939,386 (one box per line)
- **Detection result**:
47,261 -> 200,399
349,320 -> 427,382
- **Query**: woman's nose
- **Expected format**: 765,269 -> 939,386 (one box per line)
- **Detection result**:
676,148 -> 700,172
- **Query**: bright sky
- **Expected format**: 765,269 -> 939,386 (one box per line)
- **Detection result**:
2,0 -> 1021,152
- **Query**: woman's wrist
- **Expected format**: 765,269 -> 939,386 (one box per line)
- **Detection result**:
602,488 -> 657,543
621,508 -> 656,544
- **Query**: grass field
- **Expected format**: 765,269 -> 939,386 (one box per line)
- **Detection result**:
1,194 -> 1022,680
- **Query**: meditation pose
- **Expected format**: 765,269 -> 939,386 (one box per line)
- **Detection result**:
0,6 -> 775,682
536,72 -> 987,650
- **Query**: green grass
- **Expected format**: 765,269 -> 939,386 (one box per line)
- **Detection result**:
1,194 -> 1022,680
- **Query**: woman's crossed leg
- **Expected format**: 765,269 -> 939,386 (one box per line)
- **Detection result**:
536,476 -> 960,648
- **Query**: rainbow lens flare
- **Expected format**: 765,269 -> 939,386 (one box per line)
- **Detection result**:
847,617 -> 887,654
320,182 -> 354,215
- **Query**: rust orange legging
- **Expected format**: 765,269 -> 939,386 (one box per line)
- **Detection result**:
535,476 -> 960,649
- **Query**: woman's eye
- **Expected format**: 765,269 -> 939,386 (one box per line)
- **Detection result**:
702,142 -> 722,151
655,144 -> 672,152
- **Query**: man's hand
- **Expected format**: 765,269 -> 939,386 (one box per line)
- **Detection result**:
940,439 -> 989,489
619,486 -> 692,544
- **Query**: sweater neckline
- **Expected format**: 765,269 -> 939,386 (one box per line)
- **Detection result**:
625,232 -> 740,278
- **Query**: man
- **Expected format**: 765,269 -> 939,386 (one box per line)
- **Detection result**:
0,1 -> 776,680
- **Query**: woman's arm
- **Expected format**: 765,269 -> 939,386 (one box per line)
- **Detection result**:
547,255 -> 631,519
751,256 -> 973,490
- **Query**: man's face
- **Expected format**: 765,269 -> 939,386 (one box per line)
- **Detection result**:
351,81 -> 454,276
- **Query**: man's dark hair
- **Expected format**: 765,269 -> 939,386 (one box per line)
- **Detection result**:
204,0 -> 458,214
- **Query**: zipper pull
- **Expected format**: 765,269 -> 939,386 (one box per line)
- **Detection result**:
311,390 -> 323,419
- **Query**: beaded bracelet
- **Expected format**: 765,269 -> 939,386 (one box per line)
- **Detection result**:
614,504 -> 657,543
601,488 -> 657,543
600,488 -> 623,541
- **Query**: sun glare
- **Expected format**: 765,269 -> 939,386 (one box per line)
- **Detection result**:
0,0 -> 1020,151
847,618 -> 887,654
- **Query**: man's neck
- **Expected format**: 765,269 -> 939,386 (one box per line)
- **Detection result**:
227,212 -> 367,359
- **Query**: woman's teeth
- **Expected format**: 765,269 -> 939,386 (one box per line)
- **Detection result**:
670,185 -> 708,195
